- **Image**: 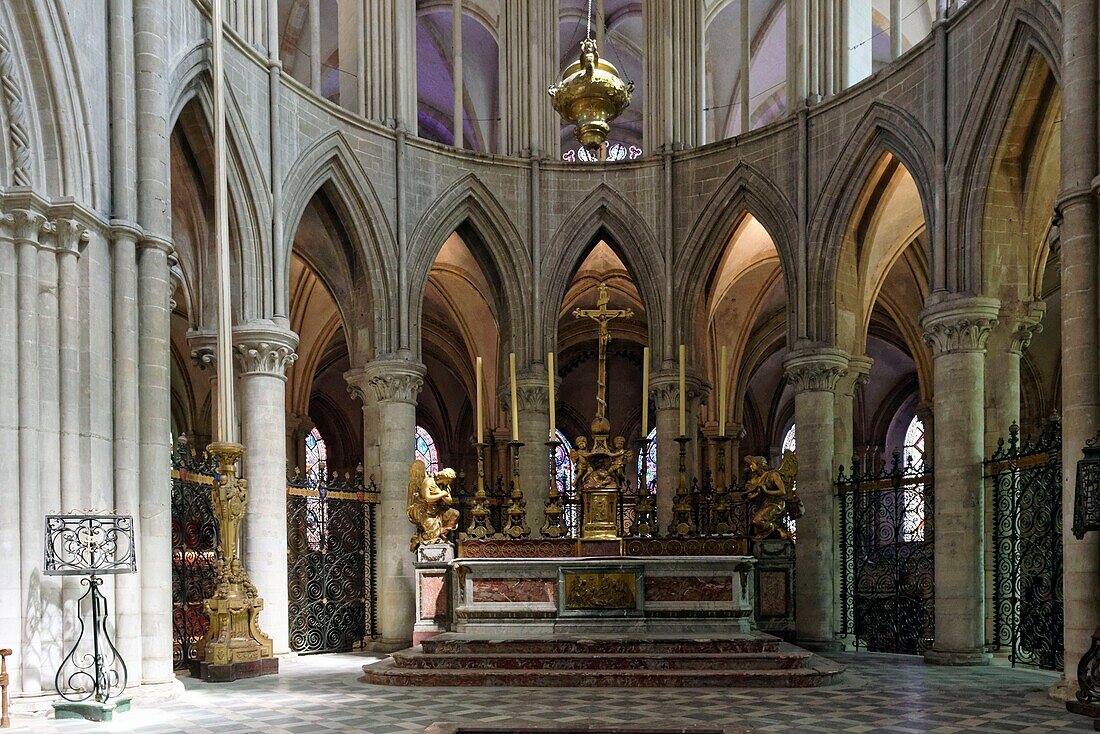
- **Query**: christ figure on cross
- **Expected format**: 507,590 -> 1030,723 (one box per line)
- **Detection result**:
573,282 -> 634,422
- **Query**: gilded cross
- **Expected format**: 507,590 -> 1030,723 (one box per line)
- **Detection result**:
573,282 -> 634,421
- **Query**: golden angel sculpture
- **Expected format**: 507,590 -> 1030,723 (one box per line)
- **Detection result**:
407,460 -> 461,551
743,451 -> 803,540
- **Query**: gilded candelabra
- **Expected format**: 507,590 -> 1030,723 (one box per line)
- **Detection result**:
712,435 -> 734,535
629,435 -> 655,537
465,441 -> 495,539
668,436 -> 696,537
196,442 -> 274,671
542,438 -> 568,538
502,440 -> 531,538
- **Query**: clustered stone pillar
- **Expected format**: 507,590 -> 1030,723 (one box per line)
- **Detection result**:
783,348 -> 848,652
1059,0 -> 1100,690
649,371 -> 704,533
511,374 -> 550,536
348,360 -> 425,646
234,323 -> 298,655
920,295 -> 1000,666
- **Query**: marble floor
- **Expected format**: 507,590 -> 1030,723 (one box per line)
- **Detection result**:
7,651 -> 1090,733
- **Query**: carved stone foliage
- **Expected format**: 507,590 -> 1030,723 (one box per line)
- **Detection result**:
500,383 -> 550,413
920,297 -> 1001,355
349,361 -> 427,404
782,349 -> 849,394
1006,300 -> 1046,355
234,341 -> 298,378
648,375 -> 708,411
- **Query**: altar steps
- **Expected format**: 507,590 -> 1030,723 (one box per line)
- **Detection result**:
361,634 -> 843,688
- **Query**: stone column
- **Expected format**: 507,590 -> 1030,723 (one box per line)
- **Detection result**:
1059,0 -> 1099,689
920,295 -> 999,665
11,209 -> 46,690
0,213 -> 19,691
286,413 -> 314,475
833,354 -> 870,644
642,0 -> 703,150
505,375 -> 550,536
783,347 -> 848,651
649,371 -> 705,533
234,322 -> 298,655
347,360 -> 425,645
500,0 -> 559,156
982,302 -> 1044,644
137,237 -> 174,684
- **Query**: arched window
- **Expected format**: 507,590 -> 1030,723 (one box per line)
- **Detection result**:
902,415 -> 927,542
781,423 -> 796,455
305,427 -> 328,487
637,428 -> 657,490
553,430 -> 578,533
415,425 -> 439,474
780,423 -> 797,536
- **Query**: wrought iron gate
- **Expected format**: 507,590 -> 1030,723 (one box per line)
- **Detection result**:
170,437 -> 219,670
287,469 -> 379,654
838,451 -> 935,654
987,417 -> 1063,671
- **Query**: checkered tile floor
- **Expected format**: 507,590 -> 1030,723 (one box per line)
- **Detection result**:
8,651 -> 1090,733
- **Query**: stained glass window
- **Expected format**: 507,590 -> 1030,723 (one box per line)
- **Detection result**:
415,426 -> 439,474
637,428 -> 657,491
304,427 -> 328,551
781,423 -> 796,455
305,427 -> 328,487
902,415 -> 926,542
553,430 -> 578,533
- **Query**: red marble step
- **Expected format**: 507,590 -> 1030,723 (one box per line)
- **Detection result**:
421,636 -> 779,656
390,649 -> 809,671
361,656 -> 843,688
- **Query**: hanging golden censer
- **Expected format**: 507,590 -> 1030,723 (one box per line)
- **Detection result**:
549,37 -> 634,154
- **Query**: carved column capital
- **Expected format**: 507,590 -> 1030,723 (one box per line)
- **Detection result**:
782,348 -> 849,393
350,359 -> 426,405
648,372 -> 709,410
8,208 -> 48,245
233,323 -> 299,379
1004,299 -> 1046,355
51,218 -> 90,256
499,378 -> 551,414
919,296 -> 1000,355
187,329 -> 217,371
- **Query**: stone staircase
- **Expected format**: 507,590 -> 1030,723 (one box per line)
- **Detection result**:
361,633 -> 844,687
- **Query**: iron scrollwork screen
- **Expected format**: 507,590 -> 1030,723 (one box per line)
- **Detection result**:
987,417 -> 1063,671
838,450 -> 935,655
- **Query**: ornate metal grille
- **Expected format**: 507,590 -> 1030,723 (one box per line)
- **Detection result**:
170,437 -> 220,670
986,416 -> 1063,671
838,450 -> 935,655
286,468 -> 379,654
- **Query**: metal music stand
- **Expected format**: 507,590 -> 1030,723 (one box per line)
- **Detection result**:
43,513 -> 136,722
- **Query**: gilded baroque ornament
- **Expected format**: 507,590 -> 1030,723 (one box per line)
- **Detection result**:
407,460 -> 460,551
744,452 -> 802,540
197,442 -> 274,666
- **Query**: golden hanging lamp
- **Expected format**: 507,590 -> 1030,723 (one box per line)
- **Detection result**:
548,2 -> 634,154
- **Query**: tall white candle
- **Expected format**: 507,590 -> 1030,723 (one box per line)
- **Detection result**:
719,345 -> 728,436
475,356 -> 483,444
509,352 -> 519,441
641,346 -> 650,437
678,344 -> 686,436
547,352 -> 556,440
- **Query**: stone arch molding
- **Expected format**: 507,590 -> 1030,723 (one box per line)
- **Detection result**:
808,100 -> 937,346
281,129 -> 397,357
167,48 -> 275,324
674,162 -> 799,350
948,3 -> 1063,296
407,172 -> 531,362
542,183 -> 665,363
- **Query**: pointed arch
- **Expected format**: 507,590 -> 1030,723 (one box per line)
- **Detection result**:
543,183 -> 665,362
167,53 -> 274,324
808,101 -> 936,346
949,8 -> 1063,298
676,162 -> 798,350
282,130 -> 397,360
407,173 -> 531,360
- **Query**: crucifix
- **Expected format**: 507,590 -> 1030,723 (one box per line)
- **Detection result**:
573,282 -> 634,423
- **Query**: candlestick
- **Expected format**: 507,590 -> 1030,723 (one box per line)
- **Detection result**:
641,346 -> 649,437
547,352 -> 556,439
718,345 -> 727,436
475,356 -> 484,444
509,352 -> 519,441
678,344 -> 686,436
